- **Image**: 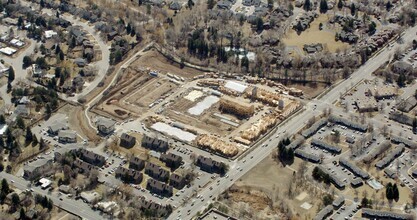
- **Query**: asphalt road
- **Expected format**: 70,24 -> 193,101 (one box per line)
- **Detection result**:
0,172 -> 103,220
168,25 -> 417,219
0,36 -> 37,106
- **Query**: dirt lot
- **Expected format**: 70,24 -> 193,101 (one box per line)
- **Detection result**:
135,49 -> 204,79
283,14 -> 350,54
222,155 -> 325,219
163,95 -> 238,136
289,82 -> 328,99
58,104 -> 99,142
94,65 -> 179,120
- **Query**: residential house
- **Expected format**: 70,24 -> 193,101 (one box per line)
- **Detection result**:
195,156 -> 226,174
146,178 -> 173,197
169,173 -> 186,189
145,163 -> 170,182
115,167 -> 143,184
120,133 -> 136,148
73,158 -> 98,174
80,191 -> 101,204
19,96 -> 30,105
23,159 -> 53,180
160,153 -> 182,169
58,130 -> 77,143
74,58 -> 87,67
96,117 -> 116,135
169,2 -> 182,10
129,157 -> 145,171
48,121 -> 68,135
139,198 -> 171,217
78,149 -> 106,167
14,105 -> 29,117
72,75 -> 85,92
142,135 -> 169,152
31,64 -> 43,77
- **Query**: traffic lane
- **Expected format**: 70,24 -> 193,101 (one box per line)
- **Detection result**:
168,109 -> 313,219
0,172 -> 102,220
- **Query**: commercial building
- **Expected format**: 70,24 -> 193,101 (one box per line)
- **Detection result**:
58,130 -> 77,143
115,167 -> 143,184
160,153 -> 183,169
375,145 -> 405,169
120,133 -> 136,148
314,205 -> 333,220
23,159 -> 53,180
146,178 -> 173,197
96,117 -> 116,135
129,156 -> 145,171
362,208 -> 414,220
339,158 -> 370,179
145,163 -> 170,182
142,134 -> 169,152
311,139 -> 342,154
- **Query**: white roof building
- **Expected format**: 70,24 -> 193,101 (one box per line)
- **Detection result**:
44,30 -> 57,39
0,47 -> 17,55
39,178 -> 52,189
224,81 -> 247,93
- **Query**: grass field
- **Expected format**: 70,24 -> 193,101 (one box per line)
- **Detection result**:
283,14 -> 350,54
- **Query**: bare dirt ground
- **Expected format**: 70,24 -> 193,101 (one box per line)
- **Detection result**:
283,14 -> 350,54
288,82 -> 328,99
58,104 -> 98,142
94,67 -> 179,120
163,96 -> 237,136
221,155 -> 325,219
136,49 -> 204,79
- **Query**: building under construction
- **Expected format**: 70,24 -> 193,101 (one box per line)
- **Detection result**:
196,134 -> 239,157
219,96 -> 254,118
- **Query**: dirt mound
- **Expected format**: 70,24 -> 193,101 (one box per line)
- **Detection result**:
114,109 -> 127,116
227,186 -> 272,211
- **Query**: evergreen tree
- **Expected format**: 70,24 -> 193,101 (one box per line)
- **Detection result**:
6,82 -> 11,93
386,1 -> 392,11
19,208 -> 26,220
55,67 -> 61,78
207,0 -> 215,9
319,0 -> 328,13
39,137 -> 45,150
0,114 -> 5,124
397,72 -> 406,87
0,138 -> 4,148
17,17 -> 24,29
25,127 -> 33,143
393,183 -> 399,201
23,56 -> 32,68
241,56 -> 249,71
337,0 -> 343,9
126,23 -> 132,34
188,0 -> 194,9
304,0 -> 311,11
413,117 -> 417,134
350,3 -> 356,16
45,104 -> 52,116
55,44 -> 61,54
16,116 -> 25,129
59,51 -> 64,61
1,179 -> 9,194
386,182 -> 394,200
256,17 -> 264,32
6,128 -> 13,147
267,0 -> 274,10
8,67 -> 15,83
368,21 -> 376,35
32,135 -> 38,147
